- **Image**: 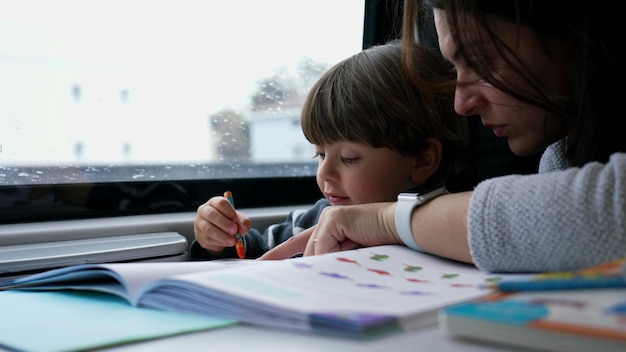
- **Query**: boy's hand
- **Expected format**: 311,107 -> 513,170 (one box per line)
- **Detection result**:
194,195 -> 251,255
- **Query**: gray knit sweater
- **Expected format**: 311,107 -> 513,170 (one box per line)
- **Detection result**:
469,139 -> 626,272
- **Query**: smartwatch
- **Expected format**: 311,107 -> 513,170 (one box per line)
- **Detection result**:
394,187 -> 447,252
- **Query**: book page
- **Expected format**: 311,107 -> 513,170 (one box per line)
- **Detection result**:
1,260 -> 252,303
99,261 -> 248,299
139,245 -> 519,334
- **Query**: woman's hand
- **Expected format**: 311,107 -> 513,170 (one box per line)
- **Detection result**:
260,202 -> 400,260
194,196 -> 251,255
257,226 -> 315,260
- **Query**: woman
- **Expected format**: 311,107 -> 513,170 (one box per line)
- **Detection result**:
260,0 -> 626,273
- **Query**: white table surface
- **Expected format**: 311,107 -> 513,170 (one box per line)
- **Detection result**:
95,323 -> 532,352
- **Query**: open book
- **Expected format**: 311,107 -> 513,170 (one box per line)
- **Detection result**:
0,245 -> 515,339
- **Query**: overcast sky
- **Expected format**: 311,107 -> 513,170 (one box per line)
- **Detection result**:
0,0 -> 365,164
0,0 -> 364,111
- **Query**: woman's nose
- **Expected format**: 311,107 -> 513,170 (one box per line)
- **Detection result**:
454,85 -> 486,116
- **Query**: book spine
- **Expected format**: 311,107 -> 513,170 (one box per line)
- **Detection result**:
497,277 -> 626,291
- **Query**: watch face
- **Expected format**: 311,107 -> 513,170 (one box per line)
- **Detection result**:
395,193 -> 422,252
396,187 -> 446,253
398,193 -> 419,202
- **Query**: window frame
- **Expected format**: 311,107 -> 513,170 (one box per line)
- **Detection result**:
0,0 -> 402,225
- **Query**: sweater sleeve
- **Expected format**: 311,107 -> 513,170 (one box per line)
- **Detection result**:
468,152 -> 626,273
260,198 -> 331,253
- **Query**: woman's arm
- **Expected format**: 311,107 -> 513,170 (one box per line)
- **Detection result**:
407,191 -> 473,263
469,153 -> 626,272
260,202 -> 397,260
261,192 -> 474,263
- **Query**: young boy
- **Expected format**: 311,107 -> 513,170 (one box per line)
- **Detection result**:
190,41 -> 469,259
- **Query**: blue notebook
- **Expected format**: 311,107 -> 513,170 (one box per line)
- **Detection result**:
0,290 -> 236,352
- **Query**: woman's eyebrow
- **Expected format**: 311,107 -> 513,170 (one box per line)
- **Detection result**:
449,39 -> 493,62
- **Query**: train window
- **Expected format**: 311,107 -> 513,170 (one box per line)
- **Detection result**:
0,0 -> 370,223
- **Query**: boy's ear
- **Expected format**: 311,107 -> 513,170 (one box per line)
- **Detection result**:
410,138 -> 442,183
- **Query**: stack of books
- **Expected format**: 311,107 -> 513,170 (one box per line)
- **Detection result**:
439,257 -> 626,352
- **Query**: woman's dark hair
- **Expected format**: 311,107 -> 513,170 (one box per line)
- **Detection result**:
403,0 -> 623,166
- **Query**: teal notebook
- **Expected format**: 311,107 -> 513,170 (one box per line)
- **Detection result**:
0,290 -> 236,352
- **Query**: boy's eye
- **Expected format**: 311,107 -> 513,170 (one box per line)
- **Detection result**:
313,152 -> 358,164
341,157 -> 359,164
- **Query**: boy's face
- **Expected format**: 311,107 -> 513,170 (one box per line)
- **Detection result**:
314,141 -> 421,206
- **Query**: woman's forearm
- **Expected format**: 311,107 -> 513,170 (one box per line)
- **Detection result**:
405,191 -> 473,263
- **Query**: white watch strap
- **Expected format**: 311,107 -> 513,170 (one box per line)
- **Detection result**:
394,187 -> 447,252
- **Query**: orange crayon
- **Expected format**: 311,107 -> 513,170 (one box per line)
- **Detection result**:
224,191 -> 245,259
